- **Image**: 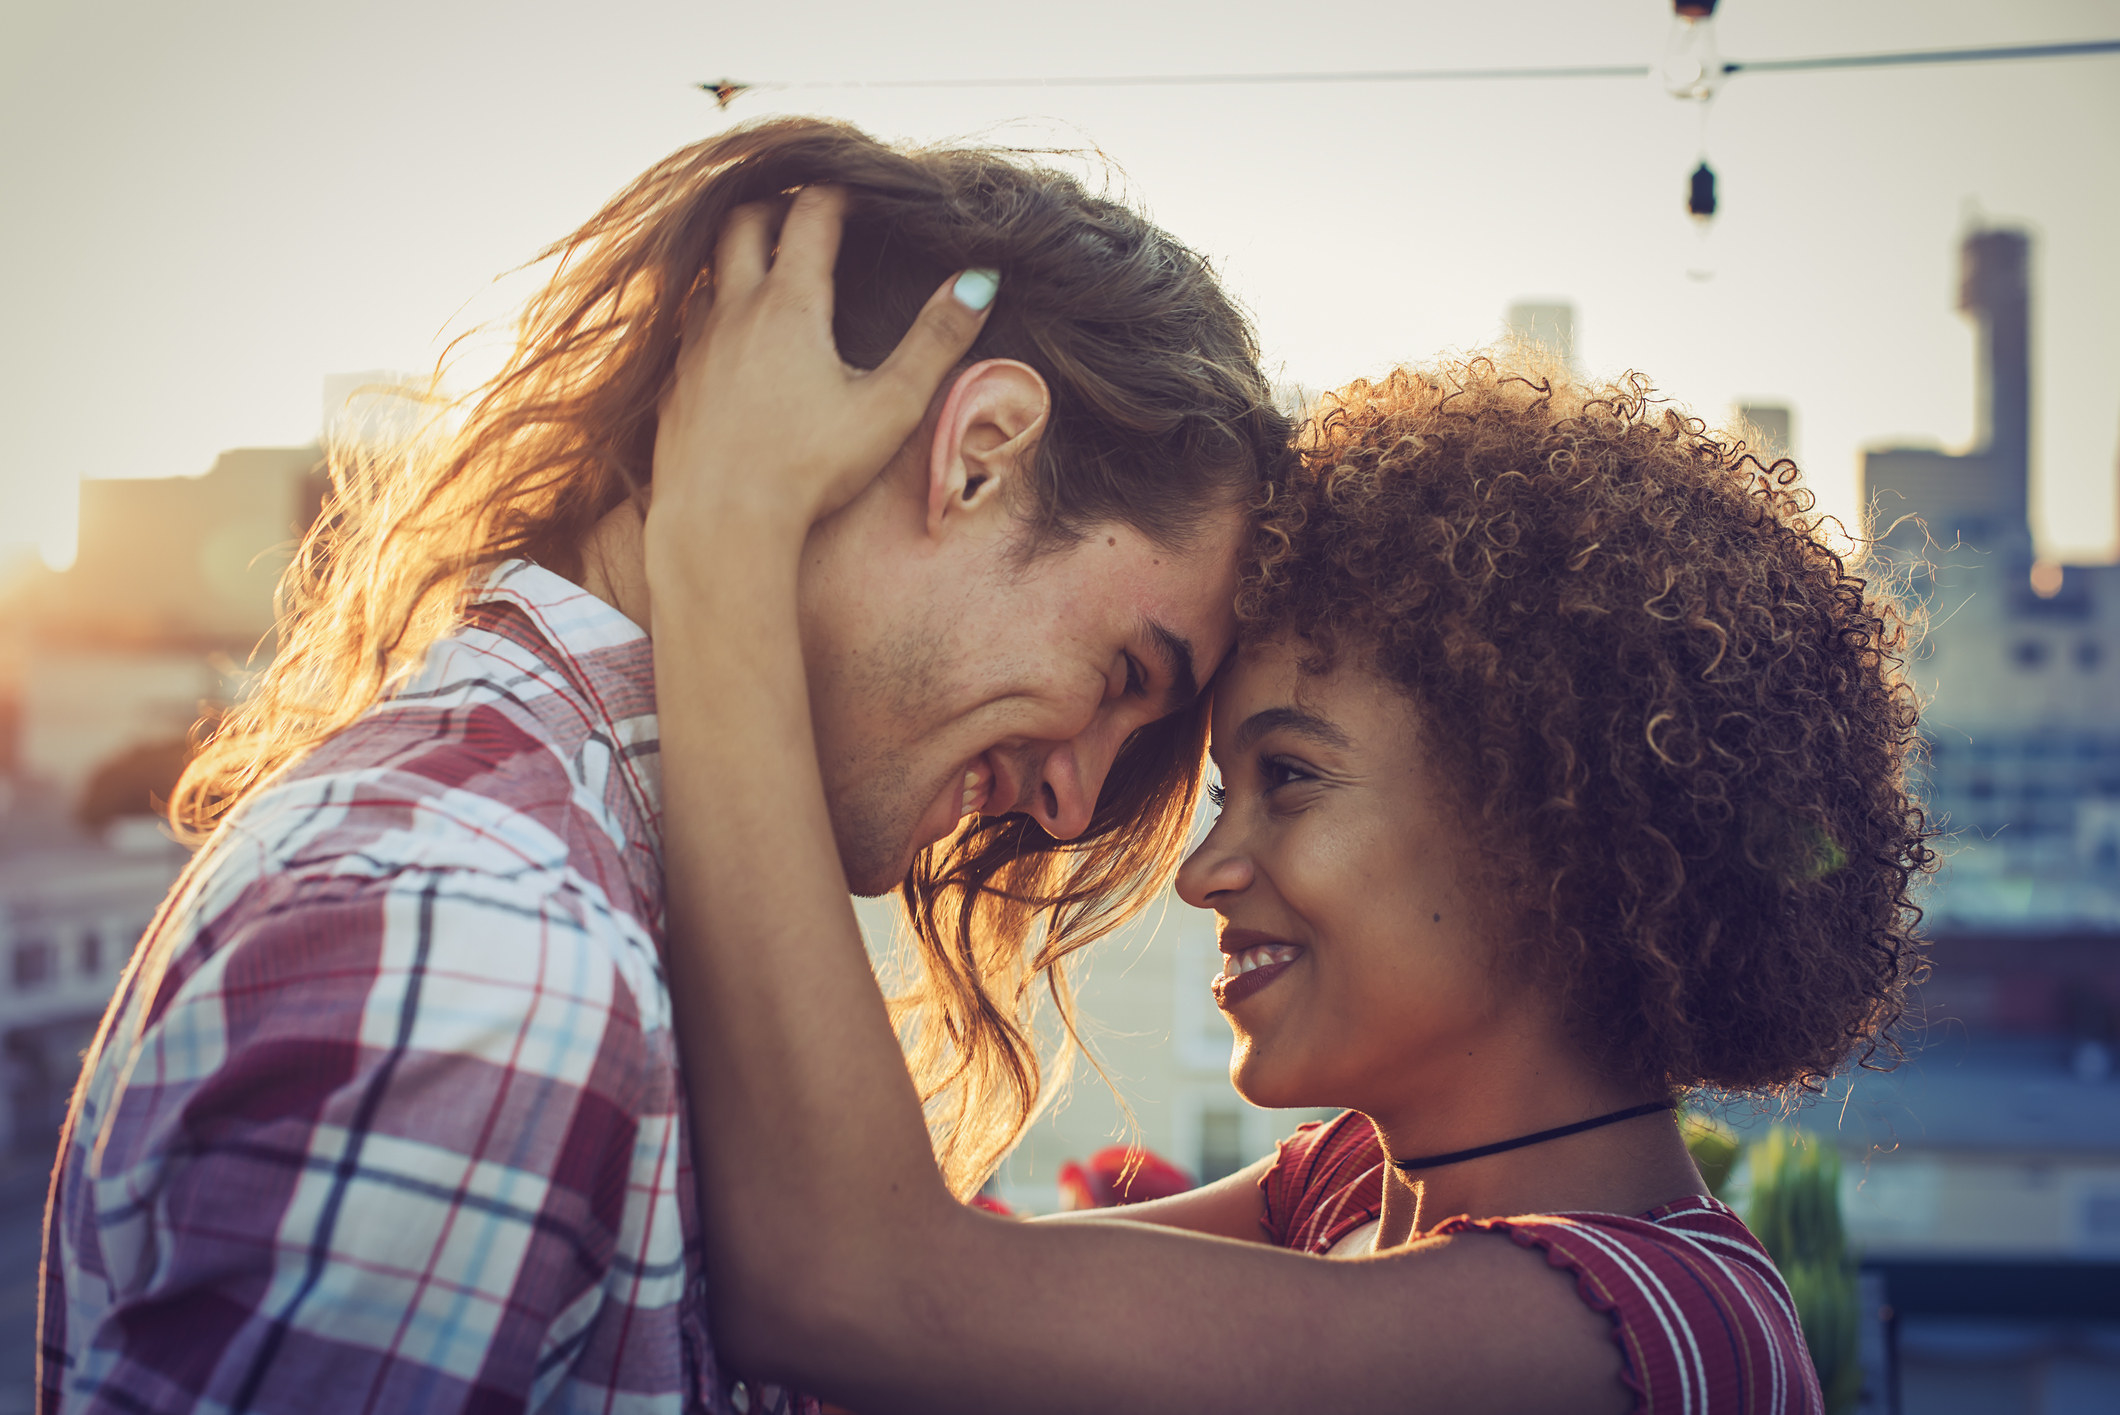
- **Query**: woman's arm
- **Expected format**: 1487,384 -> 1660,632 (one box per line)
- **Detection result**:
1035,1154 -> 1273,1242
647,189 -> 1626,1415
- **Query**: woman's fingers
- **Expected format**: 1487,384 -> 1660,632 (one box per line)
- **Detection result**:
864,267 -> 1000,424
771,185 -> 849,299
651,193 -> 998,544
713,200 -> 777,298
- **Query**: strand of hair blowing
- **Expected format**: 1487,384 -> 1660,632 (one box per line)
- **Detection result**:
170,116 -> 1290,1194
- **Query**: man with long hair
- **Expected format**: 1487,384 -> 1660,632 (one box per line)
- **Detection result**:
42,121 -> 1290,1414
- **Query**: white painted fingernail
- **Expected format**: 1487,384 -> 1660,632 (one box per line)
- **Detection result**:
953,268 -> 1000,312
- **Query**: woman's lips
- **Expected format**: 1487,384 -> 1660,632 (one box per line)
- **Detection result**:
1212,941 -> 1304,1010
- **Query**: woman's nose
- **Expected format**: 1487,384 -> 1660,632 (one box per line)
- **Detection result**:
1176,821 -> 1252,908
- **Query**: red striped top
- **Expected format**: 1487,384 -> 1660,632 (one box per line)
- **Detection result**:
1258,1111 -> 1824,1415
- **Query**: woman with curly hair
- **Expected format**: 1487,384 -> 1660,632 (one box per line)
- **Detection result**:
646,198 -> 1931,1413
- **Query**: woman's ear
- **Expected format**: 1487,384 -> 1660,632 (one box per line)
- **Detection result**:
926,359 -> 1050,540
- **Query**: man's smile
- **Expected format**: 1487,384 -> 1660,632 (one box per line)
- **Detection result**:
960,754 -> 996,818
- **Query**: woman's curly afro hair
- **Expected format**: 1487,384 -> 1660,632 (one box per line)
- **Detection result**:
1241,353 -> 1935,1098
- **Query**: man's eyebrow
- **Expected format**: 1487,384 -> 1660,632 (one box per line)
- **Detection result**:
1233,706 -> 1352,755
1144,619 -> 1199,708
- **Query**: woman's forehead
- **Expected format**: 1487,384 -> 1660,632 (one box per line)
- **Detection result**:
1209,641 -> 1410,752
1211,639 -> 1308,719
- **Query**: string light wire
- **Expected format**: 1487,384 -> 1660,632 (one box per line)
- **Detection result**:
701,37 -> 2120,108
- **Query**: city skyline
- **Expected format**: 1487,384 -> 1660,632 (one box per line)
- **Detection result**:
2,14 -> 2117,1398
3,0 -> 2118,578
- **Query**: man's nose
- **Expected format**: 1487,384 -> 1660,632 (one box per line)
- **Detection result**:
1025,712 -> 1145,842
1024,740 -> 1098,841
1176,818 -> 1252,907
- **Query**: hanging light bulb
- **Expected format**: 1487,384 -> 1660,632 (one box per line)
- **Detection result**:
1661,0 -> 1724,101
1688,159 -> 1718,221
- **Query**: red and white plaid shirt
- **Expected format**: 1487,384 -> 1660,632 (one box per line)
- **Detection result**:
43,562 -> 806,1415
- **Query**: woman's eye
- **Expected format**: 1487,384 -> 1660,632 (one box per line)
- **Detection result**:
1123,655 -> 1147,697
1260,757 -> 1314,791
1205,781 -> 1227,809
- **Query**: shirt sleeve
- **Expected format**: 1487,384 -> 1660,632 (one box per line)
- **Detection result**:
1256,1110 -> 1383,1253
60,864 -> 654,1415
1429,1208 -> 1825,1415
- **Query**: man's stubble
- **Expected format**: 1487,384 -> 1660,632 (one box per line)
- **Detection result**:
821,614 -> 958,897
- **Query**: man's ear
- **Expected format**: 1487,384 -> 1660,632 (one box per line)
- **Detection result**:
926,359 -> 1050,539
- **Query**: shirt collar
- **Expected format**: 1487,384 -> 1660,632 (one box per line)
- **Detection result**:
471,559 -> 662,835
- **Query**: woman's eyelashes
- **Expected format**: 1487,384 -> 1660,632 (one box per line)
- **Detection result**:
1202,750 -> 1324,820
1207,755 -> 1319,814
1258,754 -> 1317,793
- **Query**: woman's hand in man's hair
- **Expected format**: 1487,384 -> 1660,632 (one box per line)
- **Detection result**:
646,183 -> 998,559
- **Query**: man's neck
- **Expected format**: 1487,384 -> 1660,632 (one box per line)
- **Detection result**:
578,499 -> 657,634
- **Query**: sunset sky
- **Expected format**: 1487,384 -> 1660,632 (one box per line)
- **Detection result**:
3,0 -> 2116,572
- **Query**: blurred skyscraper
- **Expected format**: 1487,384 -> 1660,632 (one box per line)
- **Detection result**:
1505,300 -> 1576,367
1867,228 -> 2120,930
1733,224 -> 2120,1414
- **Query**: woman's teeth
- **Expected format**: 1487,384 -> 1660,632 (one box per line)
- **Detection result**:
1221,943 -> 1299,978
961,771 -> 979,817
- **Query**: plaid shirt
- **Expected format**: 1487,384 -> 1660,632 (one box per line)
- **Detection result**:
43,562 -> 807,1415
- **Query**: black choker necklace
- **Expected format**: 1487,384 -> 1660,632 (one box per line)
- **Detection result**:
1391,1100 -> 1671,1173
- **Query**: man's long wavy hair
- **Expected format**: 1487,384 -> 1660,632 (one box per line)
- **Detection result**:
171,118 -> 1290,1194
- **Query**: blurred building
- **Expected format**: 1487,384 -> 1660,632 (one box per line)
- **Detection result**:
1736,403 -> 1792,462
0,440 -> 325,1152
25,446 -> 324,650
1742,224 -> 2120,1414
1,445 -> 325,806
0,818 -> 185,1152
1505,299 -> 1576,367
1867,228 -> 2120,930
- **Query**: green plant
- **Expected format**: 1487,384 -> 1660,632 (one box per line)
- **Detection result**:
1744,1128 -> 1861,1415
1681,1112 -> 1740,1197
